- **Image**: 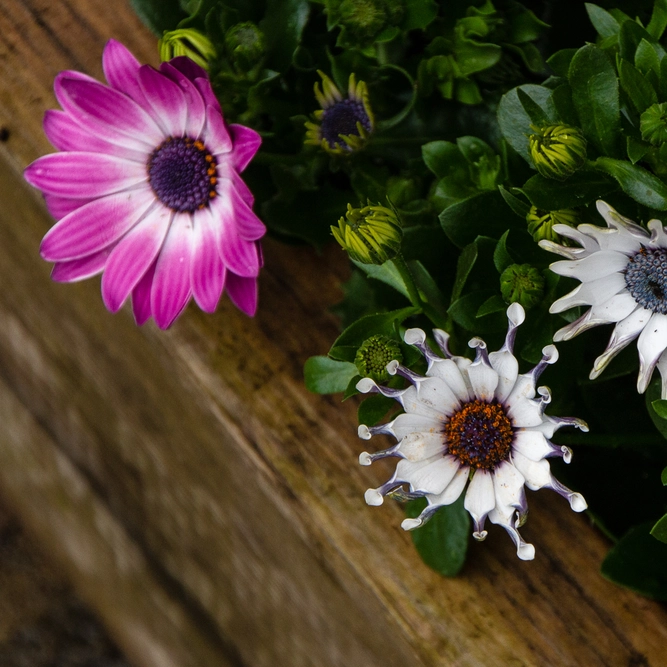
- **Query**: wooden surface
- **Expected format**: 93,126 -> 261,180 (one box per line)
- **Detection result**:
1,1 -> 667,665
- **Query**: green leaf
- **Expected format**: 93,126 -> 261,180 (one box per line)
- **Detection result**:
304,356 -> 358,394
601,522 -> 667,600
422,141 -> 465,179
439,191 -> 524,249
662,466 -> 667,485
129,0 -> 187,34
627,136 -> 649,164
498,186 -> 530,219
551,83 -> 579,126
353,260 -> 410,300
647,0 -> 667,40
652,399 -> 667,420
585,3 -> 621,38
259,0 -> 309,72
449,291 -> 506,333
402,0 -> 438,30
497,85 -> 557,163
493,230 -> 514,273
517,88 -> 549,125
651,514 -> 667,543
329,307 -> 420,362
618,59 -> 658,115
569,44 -> 621,157
358,393 -> 395,426
594,157 -> 667,209
518,168 -> 617,210
451,243 -> 478,303
406,496 -> 470,577
636,38 -> 662,77
547,49 -> 577,77
477,295 -> 507,317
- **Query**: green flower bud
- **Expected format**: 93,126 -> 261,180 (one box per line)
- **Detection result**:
159,29 -> 216,70
331,202 -> 403,265
529,124 -> 587,181
355,335 -> 402,382
224,22 -> 265,72
641,103 -> 667,146
500,264 -> 545,310
526,206 -> 579,244
339,0 -> 386,40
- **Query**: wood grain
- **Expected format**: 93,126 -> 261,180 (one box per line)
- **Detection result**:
1,1 -> 666,665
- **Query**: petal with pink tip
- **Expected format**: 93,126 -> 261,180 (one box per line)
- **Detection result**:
151,212 -> 194,329
169,57 -> 208,85
58,77 -> 163,147
217,219 -> 260,277
139,65 -> 188,137
226,272 -> 258,316
160,62 -> 206,139
193,76 -> 222,114
25,152 -> 148,199
101,205 -> 172,313
54,70 -> 98,109
44,110 -> 146,162
213,180 -> 265,241
229,124 -> 261,172
131,261 -> 156,326
44,194 -> 91,220
191,207 -> 226,312
229,169 -> 255,206
51,248 -> 111,283
41,189 -> 155,261
102,39 -> 147,107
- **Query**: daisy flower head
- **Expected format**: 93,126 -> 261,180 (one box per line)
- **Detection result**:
24,40 -> 265,330
542,201 -> 667,397
304,71 -> 374,155
357,304 -> 588,560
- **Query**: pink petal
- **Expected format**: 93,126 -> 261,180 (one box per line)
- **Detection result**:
191,207 -> 226,312
57,76 -> 163,148
25,152 -> 147,198
213,180 -> 265,241
217,215 -> 261,277
159,62 -> 206,139
51,248 -> 111,282
44,194 -> 91,220
131,261 -> 156,326
41,189 -> 155,261
229,169 -> 255,207
193,76 -> 222,114
202,104 -> 232,154
101,205 -> 172,312
102,39 -> 148,107
226,272 -> 258,316
168,57 -> 208,84
150,212 -> 194,329
139,65 -> 188,137
229,124 -> 261,172
54,70 -> 98,109
44,110 -> 145,162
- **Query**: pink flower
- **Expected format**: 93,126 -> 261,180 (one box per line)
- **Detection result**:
25,40 -> 265,329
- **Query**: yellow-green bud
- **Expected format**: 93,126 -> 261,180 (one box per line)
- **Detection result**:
500,264 -> 545,310
526,206 -> 579,244
355,335 -> 402,382
529,124 -> 587,181
331,202 -> 403,265
641,103 -> 667,146
159,29 -> 216,70
224,22 -> 265,72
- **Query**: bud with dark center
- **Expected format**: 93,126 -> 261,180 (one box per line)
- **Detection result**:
355,335 -> 402,382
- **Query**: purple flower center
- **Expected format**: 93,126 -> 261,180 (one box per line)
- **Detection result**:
321,99 -> 371,150
444,400 -> 514,470
625,248 -> 667,314
148,137 -> 218,213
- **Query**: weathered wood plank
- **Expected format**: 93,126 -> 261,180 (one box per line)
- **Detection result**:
1,1 -> 667,666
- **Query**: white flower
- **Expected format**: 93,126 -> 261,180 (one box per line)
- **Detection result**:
358,303 -> 587,561
542,200 -> 667,397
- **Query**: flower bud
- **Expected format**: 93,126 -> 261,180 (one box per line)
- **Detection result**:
529,124 -> 587,181
500,264 -> 545,310
640,103 -> 667,146
224,22 -> 265,72
332,202 -> 402,265
159,29 -> 216,70
526,206 -> 579,244
355,335 -> 402,382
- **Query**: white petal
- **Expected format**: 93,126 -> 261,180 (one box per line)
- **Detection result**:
590,305 -> 651,379
577,223 -> 643,254
510,450 -> 551,490
550,224 -> 601,253
397,432 -> 446,461
488,349 -> 518,403
596,200 -> 649,239
398,455 -> 460,495
549,250 -> 629,282
492,461 -> 526,509
400,385 -> 447,418
426,358 -> 471,402
414,376 -> 460,416
488,507 -> 535,560
648,219 -> 667,248
549,272 -> 627,313
637,312 -> 667,393
512,429 -> 559,461
657,349 -> 667,400
466,357 -> 499,402
389,413 -> 443,440
426,464 -> 468,506
507,394 -> 544,428
464,469 -> 495,539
